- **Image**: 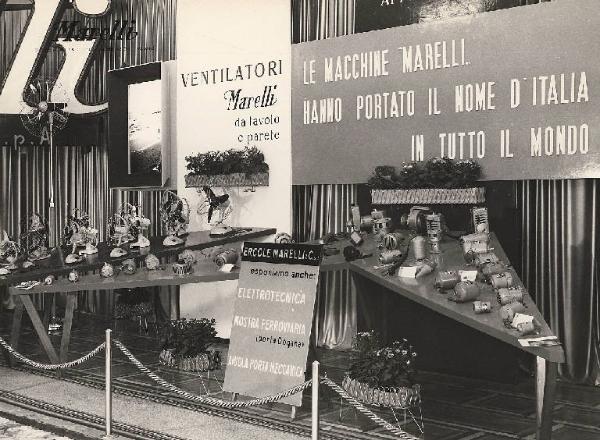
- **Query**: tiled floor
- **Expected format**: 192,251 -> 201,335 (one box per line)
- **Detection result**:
2,310 -> 600,440
0,416 -> 74,440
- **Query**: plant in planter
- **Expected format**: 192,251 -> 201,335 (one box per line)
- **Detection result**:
342,330 -> 420,409
158,318 -> 221,372
184,146 -> 269,188
369,158 -> 481,190
369,158 -> 484,204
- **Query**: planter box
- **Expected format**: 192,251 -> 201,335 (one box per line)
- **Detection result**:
185,172 -> 269,188
371,187 -> 485,205
342,376 -> 420,409
158,348 -> 221,372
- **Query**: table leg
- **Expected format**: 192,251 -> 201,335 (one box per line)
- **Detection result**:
5,297 -> 25,367
42,304 -> 51,335
20,295 -> 59,364
536,356 -> 558,440
59,293 -> 77,362
10,296 -> 24,351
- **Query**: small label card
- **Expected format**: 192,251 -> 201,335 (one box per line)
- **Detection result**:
219,264 -> 235,273
459,270 -> 478,282
511,313 -> 534,329
398,266 -> 418,278
518,336 -> 560,347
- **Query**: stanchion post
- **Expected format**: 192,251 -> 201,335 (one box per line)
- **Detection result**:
104,329 -> 112,439
312,360 -> 320,440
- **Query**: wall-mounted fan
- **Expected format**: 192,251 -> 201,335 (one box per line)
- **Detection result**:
20,79 -> 70,248
20,80 -> 69,136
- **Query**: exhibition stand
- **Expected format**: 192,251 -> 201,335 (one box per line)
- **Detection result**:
2,224 -> 564,439
1,1 -> 598,439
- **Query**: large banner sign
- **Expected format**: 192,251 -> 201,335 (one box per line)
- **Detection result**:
223,242 -> 322,406
291,0 -> 600,183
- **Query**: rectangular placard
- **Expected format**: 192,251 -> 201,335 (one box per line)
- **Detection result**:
292,0 -> 600,183
223,242 -> 323,406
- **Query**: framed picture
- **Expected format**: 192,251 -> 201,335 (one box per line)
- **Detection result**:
108,62 -> 175,189
127,79 -> 162,176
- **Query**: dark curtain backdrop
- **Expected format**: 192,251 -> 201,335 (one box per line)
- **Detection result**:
293,184 -> 357,348
292,0 -> 600,383
0,0 -> 177,317
292,0 -> 357,349
519,180 -> 599,383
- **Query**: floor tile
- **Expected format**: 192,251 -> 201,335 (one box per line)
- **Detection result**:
554,406 -> 600,429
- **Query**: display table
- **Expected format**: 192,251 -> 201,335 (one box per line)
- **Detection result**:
6,229 -> 563,439
6,227 -> 274,366
0,227 -> 275,287
318,233 -> 564,440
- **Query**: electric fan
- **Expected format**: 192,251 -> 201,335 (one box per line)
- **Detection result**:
0,233 -> 21,272
161,190 -> 190,246
20,79 -> 69,248
20,80 -> 69,136
20,213 -> 51,261
197,186 -> 233,237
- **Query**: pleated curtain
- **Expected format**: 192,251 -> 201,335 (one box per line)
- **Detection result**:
518,180 -> 599,384
292,0 -> 357,349
0,0 -> 177,316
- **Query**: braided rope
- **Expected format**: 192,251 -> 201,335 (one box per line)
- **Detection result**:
321,376 -> 420,440
0,336 -> 105,370
0,333 -> 419,437
113,339 -> 312,408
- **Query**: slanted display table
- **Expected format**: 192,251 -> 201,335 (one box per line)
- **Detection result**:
318,233 -> 564,440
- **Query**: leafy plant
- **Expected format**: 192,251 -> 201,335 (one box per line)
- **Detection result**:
368,158 -> 481,189
348,330 -> 417,388
185,147 -> 269,177
159,318 -> 217,358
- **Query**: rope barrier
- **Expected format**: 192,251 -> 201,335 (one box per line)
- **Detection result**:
0,333 -> 422,438
0,336 -> 105,371
113,339 -> 312,408
320,376 -> 420,440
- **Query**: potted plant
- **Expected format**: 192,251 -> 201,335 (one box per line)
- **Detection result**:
158,318 -> 221,372
342,331 -> 421,409
184,146 -> 269,188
